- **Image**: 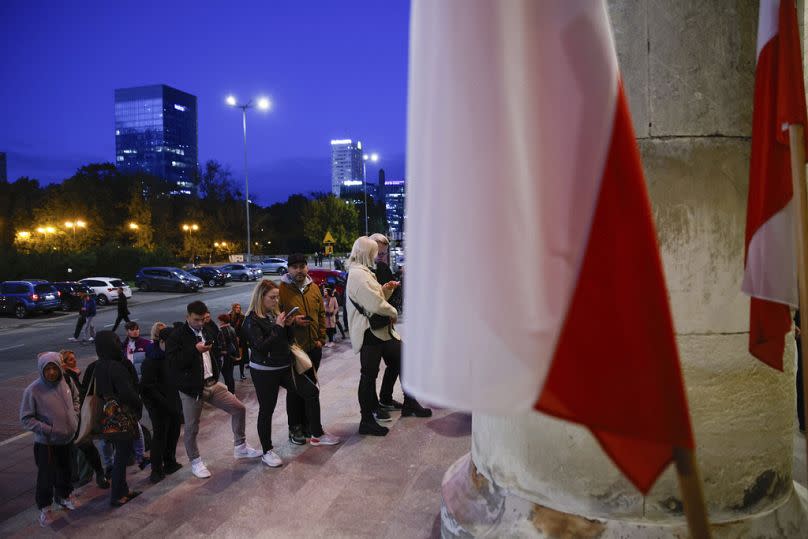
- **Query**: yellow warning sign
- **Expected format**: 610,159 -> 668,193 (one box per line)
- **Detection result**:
323,231 -> 336,244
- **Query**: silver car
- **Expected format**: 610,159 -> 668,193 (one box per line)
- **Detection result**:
218,264 -> 258,282
245,263 -> 265,280
259,258 -> 288,275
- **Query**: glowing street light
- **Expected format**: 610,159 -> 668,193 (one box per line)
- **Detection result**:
16,230 -> 31,240
182,223 -> 199,232
226,93 -> 272,263
129,222 -> 139,230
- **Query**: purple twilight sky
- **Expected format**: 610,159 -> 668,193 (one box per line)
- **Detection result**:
0,0 -> 410,204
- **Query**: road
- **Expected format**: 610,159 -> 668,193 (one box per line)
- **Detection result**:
0,279 -> 275,440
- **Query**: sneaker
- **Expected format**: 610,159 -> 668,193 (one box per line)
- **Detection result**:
261,450 -> 283,468
240,375 -> 247,380
374,408 -> 393,422
87,337 -> 94,342
233,443 -> 262,459
39,507 -> 53,527
309,433 -> 341,446
288,426 -> 307,445
358,420 -> 389,436
401,401 -> 433,418
164,461 -> 183,475
55,495 -> 77,510
378,399 -> 404,411
191,458 -> 211,478
68,337 -> 78,342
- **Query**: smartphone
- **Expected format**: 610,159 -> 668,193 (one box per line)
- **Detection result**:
285,306 -> 300,318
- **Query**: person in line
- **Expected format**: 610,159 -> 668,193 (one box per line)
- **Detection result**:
68,292 -> 87,342
166,300 -> 262,479
111,287 -> 131,332
346,236 -> 432,437
81,293 -> 96,343
229,303 -> 249,381
20,352 -> 80,527
59,350 -> 109,489
93,331 -> 142,507
142,324 -> 183,483
279,253 -> 327,444
244,279 -> 340,467
121,321 -> 150,470
217,314 -> 240,394
323,287 -> 340,347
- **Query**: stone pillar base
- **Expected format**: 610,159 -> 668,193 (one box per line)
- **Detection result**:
441,453 -> 808,538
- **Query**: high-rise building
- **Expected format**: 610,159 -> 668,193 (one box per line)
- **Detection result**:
115,84 -> 198,195
0,152 -> 6,183
384,179 -> 406,240
331,139 -> 364,196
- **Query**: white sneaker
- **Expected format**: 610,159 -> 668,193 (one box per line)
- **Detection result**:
39,507 -> 53,527
55,495 -> 78,510
309,432 -> 341,446
87,337 -> 94,342
261,450 -> 283,467
233,443 -> 262,459
191,458 -> 211,478
68,337 -> 78,342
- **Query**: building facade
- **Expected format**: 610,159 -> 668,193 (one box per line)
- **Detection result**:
384,179 -> 405,240
331,139 -> 364,196
115,84 -> 198,195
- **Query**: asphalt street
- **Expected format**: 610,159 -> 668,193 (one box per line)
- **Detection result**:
0,279 -> 271,381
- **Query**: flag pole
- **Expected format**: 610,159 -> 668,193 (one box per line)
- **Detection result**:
673,447 -> 712,539
788,124 -> 808,483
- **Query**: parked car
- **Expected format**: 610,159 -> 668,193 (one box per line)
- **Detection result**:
51,281 -> 93,311
218,263 -> 259,282
0,280 -> 61,319
135,267 -> 204,292
78,277 -> 131,306
245,263 -> 265,280
307,269 -> 347,297
259,258 -> 288,275
188,266 -> 228,287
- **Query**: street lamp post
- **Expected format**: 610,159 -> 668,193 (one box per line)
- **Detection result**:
226,94 -> 271,263
362,152 -> 380,236
182,223 -> 199,264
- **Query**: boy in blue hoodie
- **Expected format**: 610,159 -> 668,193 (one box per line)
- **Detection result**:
20,351 -> 80,527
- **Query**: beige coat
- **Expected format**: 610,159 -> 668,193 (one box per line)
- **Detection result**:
346,264 -> 399,354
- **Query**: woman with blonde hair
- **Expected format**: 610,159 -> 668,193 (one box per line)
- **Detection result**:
346,236 -> 431,437
243,280 -> 340,467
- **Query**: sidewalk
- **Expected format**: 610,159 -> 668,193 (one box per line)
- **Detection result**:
0,330 -> 471,538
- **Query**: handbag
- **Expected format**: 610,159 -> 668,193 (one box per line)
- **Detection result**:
290,344 -> 313,374
74,374 -> 102,445
100,398 -> 140,440
349,297 -> 391,329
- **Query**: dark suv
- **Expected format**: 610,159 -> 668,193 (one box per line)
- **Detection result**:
0,280 -> 61,318
135,267 -> 203,292
51,281 -> 93,311
188,266 -> 228,287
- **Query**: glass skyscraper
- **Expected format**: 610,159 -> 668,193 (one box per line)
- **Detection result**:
115,84 -> 198,195
384,179 -> 406,240
331,139 -> 364,196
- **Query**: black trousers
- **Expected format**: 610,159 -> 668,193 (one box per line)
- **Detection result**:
112,313 -> 131,332
220,356 -> 236,393
238,342 -> 249,377
326,328 -> 336,342
360,331 -> 410,416
147,406 -> 181,474
73,316 -> 86,339
34,443 -> 73,509
109,437 -> 133,501
76,440 -> 104,477
336,320 -> 346,338
253,366 -> 323,452
286,347 -> 322,431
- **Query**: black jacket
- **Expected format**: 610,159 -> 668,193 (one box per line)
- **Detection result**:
375,261 -> 402,310
141,340 -> 181,415
244,312 -> 293,369
117,294 -> 129,315
92,331 -> 142,417
166,322 -> 222,397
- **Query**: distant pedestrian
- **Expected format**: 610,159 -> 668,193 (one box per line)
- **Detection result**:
111,287 -> 131,332
244,279 -> 340,468
166,300 -> 262,479
142,325 -> 183,483
324,288 -> 339,346
68,292 -> 87,342
122,321 -> 150,377
217,314 -> 240,394
20,352 -> 80,526
229,303 -> 249,380
80,294 -> 96,343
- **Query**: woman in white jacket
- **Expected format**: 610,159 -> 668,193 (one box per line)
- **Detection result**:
346,237 -> 431,436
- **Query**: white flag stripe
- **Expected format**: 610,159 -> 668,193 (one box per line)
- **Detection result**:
756,0 -> 779,59
404,0 -> 619,412
742,202 -> 799,307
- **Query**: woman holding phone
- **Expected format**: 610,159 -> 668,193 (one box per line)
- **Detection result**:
243,280 -> 340,467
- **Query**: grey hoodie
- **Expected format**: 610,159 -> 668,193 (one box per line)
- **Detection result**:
19,352 -> 79,445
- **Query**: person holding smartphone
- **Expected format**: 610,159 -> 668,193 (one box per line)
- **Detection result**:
166,300 -> 262,479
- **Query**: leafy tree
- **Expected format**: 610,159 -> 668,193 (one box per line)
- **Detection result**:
303,195 -> 359,251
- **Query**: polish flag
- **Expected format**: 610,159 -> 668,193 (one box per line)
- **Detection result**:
403,0 -> 693,493
742,0 -> 806,371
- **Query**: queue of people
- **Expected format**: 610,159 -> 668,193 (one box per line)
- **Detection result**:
20,236 -> 429,528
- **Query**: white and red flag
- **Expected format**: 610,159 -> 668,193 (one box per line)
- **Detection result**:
403,0 -> 693,493
742,0 -> 806,371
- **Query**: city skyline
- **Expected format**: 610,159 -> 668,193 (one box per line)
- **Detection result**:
0,0 -> 409,205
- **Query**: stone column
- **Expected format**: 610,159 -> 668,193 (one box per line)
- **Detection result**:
441,2 -> 808,536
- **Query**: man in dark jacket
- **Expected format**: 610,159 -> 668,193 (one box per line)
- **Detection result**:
166,300 -> 261,479
111,287 -> 131,332
142,327 -> 182,483
20,351 -> 80,526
